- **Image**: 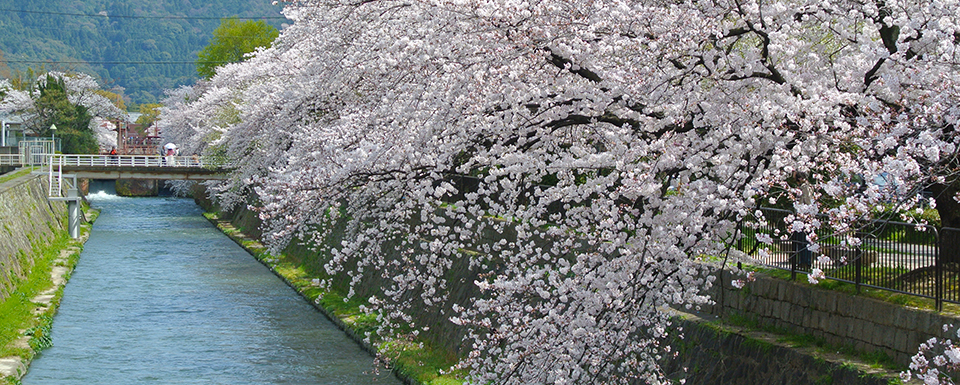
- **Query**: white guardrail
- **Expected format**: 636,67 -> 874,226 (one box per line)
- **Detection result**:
0,154 -> 22,166
50,154 -> 209,168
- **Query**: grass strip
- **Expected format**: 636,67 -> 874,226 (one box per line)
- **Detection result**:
0,168 -> 38,186
752,265 -> 948,311
1,205 -> 97,385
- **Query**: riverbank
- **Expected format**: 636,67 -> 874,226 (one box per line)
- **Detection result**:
203,202 -> 909,385
203,212 -> 461,385
0,171 -> 98,384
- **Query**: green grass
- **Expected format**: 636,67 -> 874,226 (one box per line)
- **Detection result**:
747,263 -> 939,311
720,312 -> 897,370
0,233 -> 72,358
0,204 -> 96,385
0,168 -> 38,185
383,339 -> 465,385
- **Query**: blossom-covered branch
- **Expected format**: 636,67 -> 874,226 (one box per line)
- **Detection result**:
162,0 -> 960,382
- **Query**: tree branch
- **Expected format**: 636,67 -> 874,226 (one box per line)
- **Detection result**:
545,48 -> 603,83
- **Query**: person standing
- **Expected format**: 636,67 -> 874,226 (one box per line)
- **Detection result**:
793,173 -> 814,269
163,143 -> 178,166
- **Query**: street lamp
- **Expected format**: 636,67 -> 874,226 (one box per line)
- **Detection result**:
50,124 -> 57,153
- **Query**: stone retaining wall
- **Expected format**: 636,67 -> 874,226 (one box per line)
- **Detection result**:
703,269 -> 960,367
199,189 -> 911,382
0,173 -> 67,303
662,314 -> 892,385
115,179 -> 158,196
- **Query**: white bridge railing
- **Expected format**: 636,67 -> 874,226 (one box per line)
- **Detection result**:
44,154 -> 226,198
50,154 -> 210,168
0,154 -> 22,166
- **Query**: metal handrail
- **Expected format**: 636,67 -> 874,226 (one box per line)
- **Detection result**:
49,155 -> 61,197
49,154 -> 211,168
744,206 -> 953,308
0,154 -> 22,166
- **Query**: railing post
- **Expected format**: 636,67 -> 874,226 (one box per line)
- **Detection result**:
790,229 -> 799,280
58,156 -> 63,197
790,248 -> 797,281
855,231 -> 863,294
936,228 -> 942,312
737,221 -> 743,252
854,249 -> 862,293
48,155 -> 54,196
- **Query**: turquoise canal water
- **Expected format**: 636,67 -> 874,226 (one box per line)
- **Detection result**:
24,193 -> 400,384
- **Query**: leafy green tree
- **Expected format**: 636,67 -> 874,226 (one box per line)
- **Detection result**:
30,75 -> 98,154
135,103 -> 163,126
0,49 -> 11,80
95,89 -> 127,112
196,17 -> 279,79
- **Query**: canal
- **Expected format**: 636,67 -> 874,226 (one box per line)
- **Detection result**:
24,193 -> 400,384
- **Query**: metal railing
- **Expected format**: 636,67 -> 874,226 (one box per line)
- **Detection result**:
0,153 -> 21,166
49,158 -> 62,196
20,139 -> 57,167
740,207 -> 959,309
50,154 -> 210,168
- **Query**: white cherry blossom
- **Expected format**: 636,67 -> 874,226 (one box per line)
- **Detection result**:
163,0 -> 960,382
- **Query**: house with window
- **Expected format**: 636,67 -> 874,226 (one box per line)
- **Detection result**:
1,113 -> 26,151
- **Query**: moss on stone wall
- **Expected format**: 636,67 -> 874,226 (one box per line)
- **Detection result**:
661,315 -> 896,385
115,179 -> 158,197
0,174 -> 67,303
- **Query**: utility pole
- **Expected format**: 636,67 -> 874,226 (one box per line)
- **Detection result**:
115,118 -> 122,154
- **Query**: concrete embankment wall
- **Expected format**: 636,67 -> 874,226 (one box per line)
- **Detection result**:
0,173 -> 67,303
199,191 -> 899,384
702,270 -> 959,367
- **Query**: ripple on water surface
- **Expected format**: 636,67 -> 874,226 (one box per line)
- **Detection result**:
24,195 -> 400,385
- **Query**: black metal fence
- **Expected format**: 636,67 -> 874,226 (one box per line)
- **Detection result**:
739,207 -> 960,310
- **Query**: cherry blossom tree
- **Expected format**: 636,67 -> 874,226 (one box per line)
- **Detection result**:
164,0 -> 960,382
92,117 -> 119,151
903,324 -> 960,385
2,72 -> 126,152
0,79 -> 32,114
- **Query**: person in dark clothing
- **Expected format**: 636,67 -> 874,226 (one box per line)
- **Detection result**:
793,173 -> 814,269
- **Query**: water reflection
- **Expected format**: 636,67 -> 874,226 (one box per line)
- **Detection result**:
24,195 -> 399,385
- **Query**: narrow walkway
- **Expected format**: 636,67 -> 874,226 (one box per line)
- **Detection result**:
0,237 -> 87,381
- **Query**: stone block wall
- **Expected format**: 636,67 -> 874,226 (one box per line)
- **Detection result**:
0,173 -> 67,303
115,179 -> 158,196
662,316 -> 892,385
703,270 -> 960,366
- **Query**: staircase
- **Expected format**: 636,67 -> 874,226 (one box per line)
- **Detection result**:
48,159 -> 63,197
45,155 -> 81,239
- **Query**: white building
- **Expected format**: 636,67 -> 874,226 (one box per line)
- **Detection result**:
0,113 -> 26,148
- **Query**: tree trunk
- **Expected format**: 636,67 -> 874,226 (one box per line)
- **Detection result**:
930,183 -> 960,264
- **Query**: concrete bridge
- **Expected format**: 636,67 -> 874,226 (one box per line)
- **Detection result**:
1,153 -> 231,239
45,154 -> 229,181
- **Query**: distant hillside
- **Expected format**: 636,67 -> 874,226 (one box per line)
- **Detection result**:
0,0 -> 288,105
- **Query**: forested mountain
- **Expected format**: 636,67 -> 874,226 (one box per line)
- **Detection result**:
0,1 -> 287,105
